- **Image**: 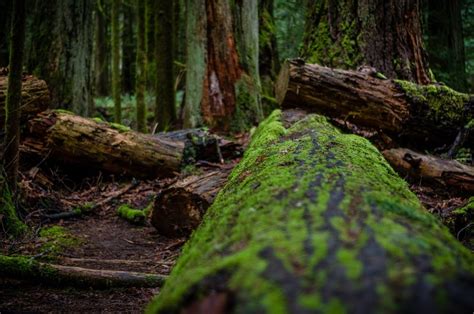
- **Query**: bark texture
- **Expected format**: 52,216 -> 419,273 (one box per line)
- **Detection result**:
301,0 -> 431,84
135,0 -> 147,133
276,60 -> 472,149
151,170 -> 231,237
183,0 -> 262,132
0,75 -> 50,130
147,110 -> 474,313
94,3 -> 109,97
383,148 -> 474,193
111,0 -> 121,123
26,0 -> 94,116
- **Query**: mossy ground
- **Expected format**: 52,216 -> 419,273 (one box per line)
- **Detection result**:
39,226 -> 80,259
148,110 -> 474,313
0,173 -> 27,237
116,204 -> 147,225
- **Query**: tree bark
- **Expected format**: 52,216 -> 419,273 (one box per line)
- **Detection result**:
155,0 -> 176,130
276,60 -> 472,149
4,0 -> 26,192
151,169 -> 231,237
22,111 -> 241,178
94,3 -> 109,97
383,148 -> 474,193
122,2 -> 136,95
26,0 -> 94,116
148,109 -> 474,313
111,0 -> 121,123
183,0 -> 262,132
0,75 -> 49,130
0,255 -> 166,288
301,0 -> 431,84
135,0 -> 147,133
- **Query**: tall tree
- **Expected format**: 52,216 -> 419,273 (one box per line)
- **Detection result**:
259,0 -> 280,94
4,0 -> 26,192
94,1 -> 109,97
145,0 -> 156,90
0,0 -> 12,67
122,1 -> 136,94
154,1 -> 176,131
135,0 -> 147,133
183,0 -> 262,132
425,0 -> 467,92
301,0 -> 431,84
111,0 -> 122,123
26,0 -> 94,116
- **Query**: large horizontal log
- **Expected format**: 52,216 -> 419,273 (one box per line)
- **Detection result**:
276,60 -> 473,149
147,110 -> 474,313
383,148 -> 474,193
0,75 -> 50,129
0,255 -> 166,288
151,169 -> 231,237
22,111 -> 241,178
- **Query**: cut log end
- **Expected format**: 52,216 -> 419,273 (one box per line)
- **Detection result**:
275,60 -> 290,105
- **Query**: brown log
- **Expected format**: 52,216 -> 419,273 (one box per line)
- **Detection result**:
0,75 -> 50,129
383,148 -> 474,193
21,111 -> 241,178
151,169 -> 231,237
276,60 -> 473,149
0,255 -> 165,288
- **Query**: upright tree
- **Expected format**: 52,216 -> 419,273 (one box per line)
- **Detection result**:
94,1 -> 109,97
183,0 -> 262,132
111,0 -> 122,123
301,0 -> 431,84
135,0 -> 147,133
425,0 -> 467,91
122,1 -> 136,94
4,0 -> 26,192
26,0 -> 94,116
259,0 -> 280,95
154,0 -> 176,131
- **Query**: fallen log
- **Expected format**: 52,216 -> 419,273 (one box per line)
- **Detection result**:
382,148 -> 474,193
147,110 -> 474,313
151,169 -> 231,237
0,75 -> 50,129
22,111 -> 241,178
0,255 -> 166,288
276,60 -> 473,149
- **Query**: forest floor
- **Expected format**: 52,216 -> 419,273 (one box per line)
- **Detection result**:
0,158 -> 472,313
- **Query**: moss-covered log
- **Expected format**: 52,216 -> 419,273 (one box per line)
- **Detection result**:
0,74 -> 50,130
148,110 -> 474,313
276,60 -> 473,149
0,255 -> 165,288
383,148 -> 474,193
21,111 -> 241,178
151,169 -> 231,237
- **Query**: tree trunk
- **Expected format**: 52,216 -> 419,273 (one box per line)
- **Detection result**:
4,0 -> 26,192
94,3 -> 109,97
148,109 -> 474,313
145,0 -> 155,88
0,255 -> 166,288
122,2 -> 136,95
426,0 -> 467,92
151,169 -> 231,237
183,0 -> 262,132
301,0 -> 431,84
111,0 -> 121,123
26,0 -> 94,116
276,60 -> 472,150
383,148 -> 474,193
0,0 -> 12,67
258,0 -> 280,94
0,75 -> 50,130
135,0 -> 147,133
22,111 -> 241,178
155,0 -> 176,131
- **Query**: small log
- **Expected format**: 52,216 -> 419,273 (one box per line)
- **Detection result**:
383,148 -> 474,193
148,110 -> 474,313
0,75 -> 50,129
0,255 -> 166,288
22,111 -> 241,178
276,60 -> 473,149
151,170 -> 231,237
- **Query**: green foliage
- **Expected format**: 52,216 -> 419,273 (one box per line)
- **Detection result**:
116,204 -> 146,225
274,0 -> 306,61
39,226 -> 80,258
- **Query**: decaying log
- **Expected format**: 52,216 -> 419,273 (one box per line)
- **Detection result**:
0,75 -> 50,129
383,148 -> 474,193
0,255 -> 166,288
22,111 -> 241,178
151,169 -> 231,237
147,110 -> 474,313
276,60 -> 473,149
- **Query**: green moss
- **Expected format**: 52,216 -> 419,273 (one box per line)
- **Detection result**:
0,174 -> 27,236
116,204 -> 146,225
109,122 -> 131,133
53,109 -> 74,115
147,111 -> 474,313
39,226 -> 79,258
92,117 -> 104,123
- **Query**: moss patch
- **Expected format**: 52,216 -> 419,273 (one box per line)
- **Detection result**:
0,174 -> 27,236
39,226 -> 80,258
109,122 -> 131,133
116,204 -> 146,225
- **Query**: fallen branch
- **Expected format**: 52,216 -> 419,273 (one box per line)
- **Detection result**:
0,255 -> 166,288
